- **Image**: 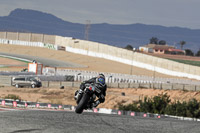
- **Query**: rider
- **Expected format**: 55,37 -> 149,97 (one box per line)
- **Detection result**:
74,73 -> 107,108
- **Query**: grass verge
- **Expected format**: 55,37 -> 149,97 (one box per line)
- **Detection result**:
166,58 -> 200,67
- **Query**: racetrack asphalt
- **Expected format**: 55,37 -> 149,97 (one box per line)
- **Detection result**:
0,52 -> 86,68
0,109 -> 200,133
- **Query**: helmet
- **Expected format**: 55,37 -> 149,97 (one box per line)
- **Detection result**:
98,73 -> 105,79
96,73 -> 105,87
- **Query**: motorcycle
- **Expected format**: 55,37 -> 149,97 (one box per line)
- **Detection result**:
75,83 -> 101,114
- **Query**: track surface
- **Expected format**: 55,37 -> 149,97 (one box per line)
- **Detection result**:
0,52 -> 86,68
0,109 -> 199,133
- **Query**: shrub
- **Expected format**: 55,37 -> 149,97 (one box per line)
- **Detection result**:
117,93 -> 200,118
118,102 -> 139,112
4,94 -> 21,100
152,93 -> 171,114
139,96 -> 153,113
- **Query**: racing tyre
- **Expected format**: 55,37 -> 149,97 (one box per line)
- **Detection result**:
75,93 -> 90,114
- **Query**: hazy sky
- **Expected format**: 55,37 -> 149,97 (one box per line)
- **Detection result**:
0,0 -> 200,29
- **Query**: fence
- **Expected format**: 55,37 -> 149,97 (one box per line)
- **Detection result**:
41,81 -> 200,91
0,75 -> 200,91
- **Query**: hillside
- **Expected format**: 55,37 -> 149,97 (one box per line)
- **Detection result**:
0,8 -> 200,52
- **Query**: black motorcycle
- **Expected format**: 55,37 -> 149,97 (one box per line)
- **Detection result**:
75,83 -> 101,114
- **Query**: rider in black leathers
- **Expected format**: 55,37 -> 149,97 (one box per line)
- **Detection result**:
74,73 -> 107,108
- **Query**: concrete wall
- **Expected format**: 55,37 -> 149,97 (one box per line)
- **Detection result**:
0,32 -> 6,38
7,32 -> 19,40
0,76 -> 12,86
19,32 -> 31,41
42,81 -> 200,92
64,40 -> 200,80
0,32 -> 56,44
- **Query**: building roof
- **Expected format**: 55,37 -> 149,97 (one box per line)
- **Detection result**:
153,45 -> 174,50
142,44 -> 156,48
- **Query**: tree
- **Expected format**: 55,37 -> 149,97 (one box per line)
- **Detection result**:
150,37 -> 159,44
179,41 -> 186,50
185,49 -> 194,56
158,40 -> 166,45
195,49 -> 200,56
124,44 -> 133,50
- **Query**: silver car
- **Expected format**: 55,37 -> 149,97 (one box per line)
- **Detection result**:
12,76 -> 42,88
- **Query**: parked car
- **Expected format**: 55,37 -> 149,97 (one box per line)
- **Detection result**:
12,76 -> 42,88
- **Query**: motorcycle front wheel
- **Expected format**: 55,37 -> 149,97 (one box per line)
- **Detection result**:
75,93 -> 90,114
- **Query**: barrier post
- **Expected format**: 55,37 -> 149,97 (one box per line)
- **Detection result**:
48,104 -> 51,108
59,105 -> 62,109
1,100 -> 5,106
25,102 -> 28,107
36,103 -> 40,108
13,101 -> 17,107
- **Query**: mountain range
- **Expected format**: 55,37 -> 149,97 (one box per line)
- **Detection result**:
0,8 -> 200,52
